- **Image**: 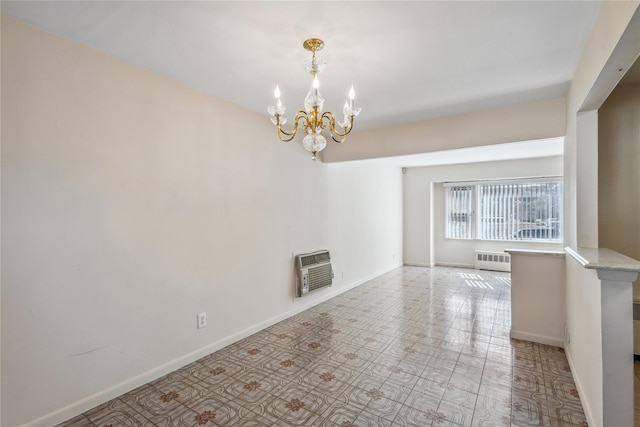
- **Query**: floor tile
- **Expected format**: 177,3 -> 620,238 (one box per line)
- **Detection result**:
318,404 -> 363,426
84,398 -> 151,426
55,414 -> 94,427
437,397 -> 476,426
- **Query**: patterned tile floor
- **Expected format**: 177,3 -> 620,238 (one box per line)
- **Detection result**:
58,266 -> 587,426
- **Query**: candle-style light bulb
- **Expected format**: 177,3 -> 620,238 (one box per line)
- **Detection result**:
274,85 -> 283,108
349,85 -> 355,109
340,100 -> 351,129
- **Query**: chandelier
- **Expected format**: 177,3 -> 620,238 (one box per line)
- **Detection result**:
267,38 -> 361,160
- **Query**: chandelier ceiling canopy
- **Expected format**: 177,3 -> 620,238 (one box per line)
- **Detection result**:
267,38 -> 361,160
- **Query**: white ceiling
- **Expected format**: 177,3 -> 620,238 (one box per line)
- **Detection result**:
2,1 -> 600,130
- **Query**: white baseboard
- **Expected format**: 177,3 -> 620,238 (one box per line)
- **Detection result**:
434,261 -> 475,269
24,262 -> 403,427
510,329 -> 564,348
564,343 -> 597,427
403,261 -> 432,267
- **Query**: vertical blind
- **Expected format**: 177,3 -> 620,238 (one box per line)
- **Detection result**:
446,186 -> 474,239
445,180 -> 562,241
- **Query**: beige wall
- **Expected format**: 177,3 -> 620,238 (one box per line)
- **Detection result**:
324,97 -> 565,162
0,16 -> 402,426
565,256 -> 603,425
598,83 -> 640,284
327,159 -> 403,282
509,252 -> 565,347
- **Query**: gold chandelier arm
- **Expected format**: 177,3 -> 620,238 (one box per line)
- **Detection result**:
321,111 -> 354,143
276,111 -> 309,142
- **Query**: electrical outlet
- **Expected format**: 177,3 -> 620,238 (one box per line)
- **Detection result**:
197,312 -> 207,329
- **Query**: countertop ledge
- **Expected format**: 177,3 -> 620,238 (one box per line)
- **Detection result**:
565,246 -> 640,272
505,249 -> 565,258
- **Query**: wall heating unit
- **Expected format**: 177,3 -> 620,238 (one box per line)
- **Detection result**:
295,250 -> 333,296
475,250 -> 511,272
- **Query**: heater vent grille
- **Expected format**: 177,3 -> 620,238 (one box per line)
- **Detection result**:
475,251 -> 511,272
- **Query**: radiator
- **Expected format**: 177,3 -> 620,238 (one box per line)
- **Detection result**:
295,250 -> 333,296
475,250 -> 511,272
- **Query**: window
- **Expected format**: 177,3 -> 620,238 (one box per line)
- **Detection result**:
445,178 -> 562,241
446,186 -> 474,239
